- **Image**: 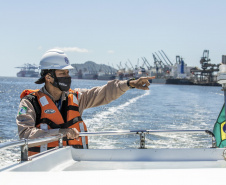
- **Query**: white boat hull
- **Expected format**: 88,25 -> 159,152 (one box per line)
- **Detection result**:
1,147 -> 226,172
1,147 -> 226,185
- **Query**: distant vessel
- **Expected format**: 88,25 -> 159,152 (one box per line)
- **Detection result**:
82,72 -> 98,80
151,54 -> 194,85
16,63 -> 39,77
97,72 -> 116,80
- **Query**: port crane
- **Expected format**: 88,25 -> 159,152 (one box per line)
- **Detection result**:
200,50 -> 213,70
116,64 -> 121,70
124,62 -> 134,78
125,62 -> 131,71
154,53 -> 164,68
158,51 -> 171,66
141,57 -> 152,70
190,50 -> 220,85
154,52 -> 171,74
152,53 -> 165,78
161,50 -> 173,66
128,59 -> 134,70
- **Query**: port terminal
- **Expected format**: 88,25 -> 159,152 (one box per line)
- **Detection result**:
217,56 -> 226,89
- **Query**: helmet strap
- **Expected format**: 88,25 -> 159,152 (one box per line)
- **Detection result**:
49,69 -> 71,92
49,70 -> 61,91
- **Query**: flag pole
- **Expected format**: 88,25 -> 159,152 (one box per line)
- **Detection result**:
218,55 -> 226,120
224,91 -> 226,121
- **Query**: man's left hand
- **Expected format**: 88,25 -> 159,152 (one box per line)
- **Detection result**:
129,76 -> 155,90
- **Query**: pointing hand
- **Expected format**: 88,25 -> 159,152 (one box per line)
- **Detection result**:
129,76 -> 155,90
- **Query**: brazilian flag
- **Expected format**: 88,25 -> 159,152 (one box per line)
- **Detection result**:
213,104 -> 226,148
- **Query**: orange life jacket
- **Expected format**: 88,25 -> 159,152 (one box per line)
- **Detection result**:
20,89 -> 88,156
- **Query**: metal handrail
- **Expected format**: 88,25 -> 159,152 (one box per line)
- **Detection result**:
0,129 -> 216,161
79,129 -> 216,149
0,135 -> 62,150
0,134 -> 63,161
79,129 -> 209,136
0,140 -> 25,150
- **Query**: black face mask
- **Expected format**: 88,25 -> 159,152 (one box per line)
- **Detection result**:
51,76 -> 71,91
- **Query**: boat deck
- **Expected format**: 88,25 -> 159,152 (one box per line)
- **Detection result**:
1,146 -> 226,185
2,146 -> 226,172
51,160 -> 226,171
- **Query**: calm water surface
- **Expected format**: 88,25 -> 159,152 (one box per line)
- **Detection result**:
0,76 -> 223,167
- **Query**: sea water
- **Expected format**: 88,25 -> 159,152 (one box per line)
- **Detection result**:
0,76 -> 223,167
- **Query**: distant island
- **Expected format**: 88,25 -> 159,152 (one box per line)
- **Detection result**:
71,61 -> 117,80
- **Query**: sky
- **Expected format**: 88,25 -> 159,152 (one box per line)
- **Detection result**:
0,0 -> 226,77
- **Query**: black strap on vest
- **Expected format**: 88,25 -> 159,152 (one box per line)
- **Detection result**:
29,144 -> 88,152
23,94 -> 41,124
67,105 -> 79,111
39,116 -> 83,129
29,146 -> 56,152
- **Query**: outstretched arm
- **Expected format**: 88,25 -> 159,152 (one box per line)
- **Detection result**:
77,77 -> 155,115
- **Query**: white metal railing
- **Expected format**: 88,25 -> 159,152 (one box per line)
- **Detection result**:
79,129 -> 210,136
0,129 -> 216,161
79,129 -> 216,149
0,134 -> 63,161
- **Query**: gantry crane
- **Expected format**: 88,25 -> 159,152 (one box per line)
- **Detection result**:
161,50 -> 173,66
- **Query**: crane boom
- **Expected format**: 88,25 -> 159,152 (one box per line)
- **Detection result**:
158,51 -> 170,66
155,52 -> 166,67
143,57 -> 152,69
128,59 -> 134,70
141,57 -> 150,70
161,50 -> 173,65
152,54 -> 163,68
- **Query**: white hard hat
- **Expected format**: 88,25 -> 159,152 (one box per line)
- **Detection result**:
39,49 -> 74,69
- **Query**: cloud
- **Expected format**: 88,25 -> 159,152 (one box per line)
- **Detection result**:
56,47 -> 89,53
107,50 -> 115,54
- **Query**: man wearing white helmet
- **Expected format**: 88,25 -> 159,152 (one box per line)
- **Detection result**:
16,49 -> 155,156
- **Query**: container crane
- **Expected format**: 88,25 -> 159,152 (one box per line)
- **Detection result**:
152,54 -> 163,78
141,57 -> 152,70
190,50 -> 220,85
155,52 -> 171,73
128,59 -> 134,70
154,52 -> 166,67
158,51 -> 170,66
161,50 -> 173,66
152,54 -> 162,68
125,62 -> 130,71
120,61 -> 125,71
200,50 -> 211,70
125,62 -> 134,77
138,58 -> 146,74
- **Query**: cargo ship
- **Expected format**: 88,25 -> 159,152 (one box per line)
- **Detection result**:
16,63 -> 39,77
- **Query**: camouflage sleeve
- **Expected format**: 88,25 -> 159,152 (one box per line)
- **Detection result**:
16,98 -> 60,139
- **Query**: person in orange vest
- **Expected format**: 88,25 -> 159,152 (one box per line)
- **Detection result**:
16,49 -> 155,156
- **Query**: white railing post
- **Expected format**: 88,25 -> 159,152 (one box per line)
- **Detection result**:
21,139 -> 28,161
58,134 -> 63,148
139,132 -> 146,149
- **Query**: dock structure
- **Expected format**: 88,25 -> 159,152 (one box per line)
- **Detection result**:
69,50 -> 221,86
191,50 -> 220,86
